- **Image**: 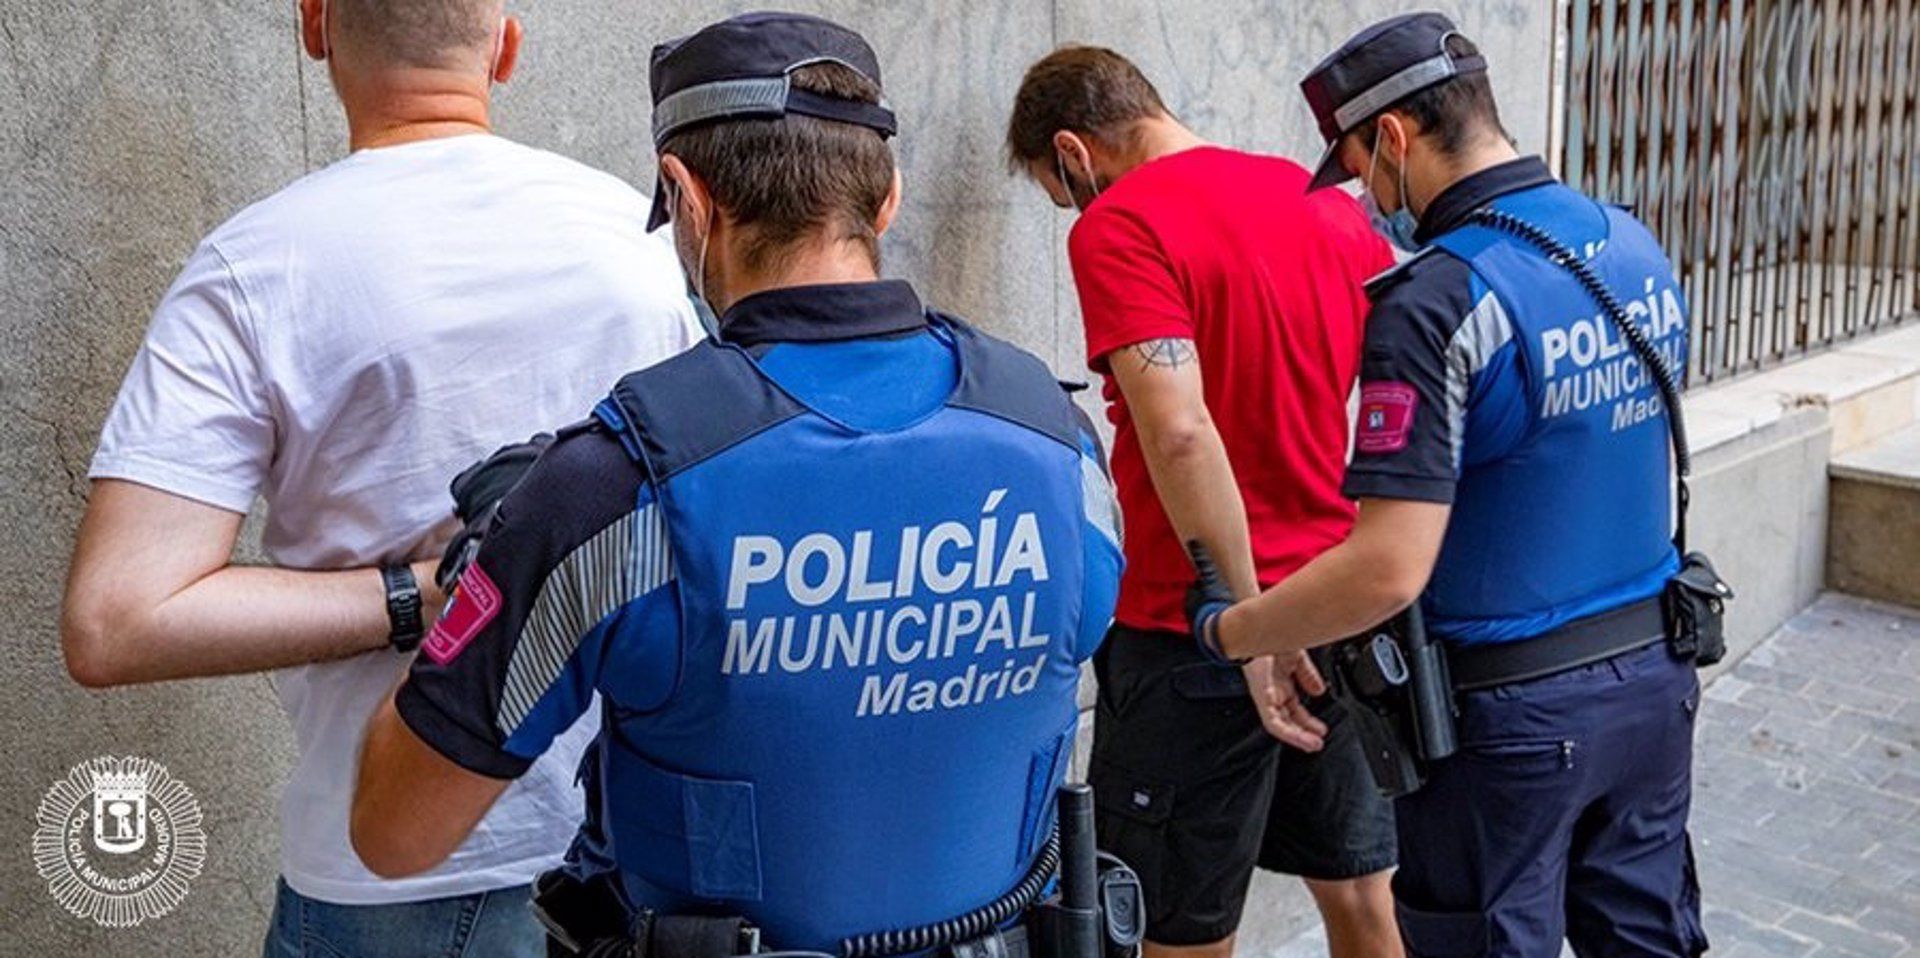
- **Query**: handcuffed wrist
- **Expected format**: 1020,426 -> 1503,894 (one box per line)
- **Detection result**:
1196,603 -> 1249,666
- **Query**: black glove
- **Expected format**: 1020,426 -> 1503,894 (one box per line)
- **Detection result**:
1184,540 -> 1245,665
450,434 -> 553,522
436,433 -> 555,592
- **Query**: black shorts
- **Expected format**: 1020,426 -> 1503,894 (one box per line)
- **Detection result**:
1087,625 -> 1397,946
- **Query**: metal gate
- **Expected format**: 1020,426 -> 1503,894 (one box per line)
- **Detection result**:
1561,0 -> 1920,384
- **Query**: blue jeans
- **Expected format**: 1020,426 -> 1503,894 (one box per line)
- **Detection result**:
264,879 -> 545,958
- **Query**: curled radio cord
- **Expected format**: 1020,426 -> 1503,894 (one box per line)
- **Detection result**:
1467,207 -> 1695,550
839,831 -> 1061,958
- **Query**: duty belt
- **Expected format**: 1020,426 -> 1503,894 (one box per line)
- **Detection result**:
1447,596 -> 1669,692
952,925 -> 1033,958
535,876 -> 1036,958
535,785 -> 1141,958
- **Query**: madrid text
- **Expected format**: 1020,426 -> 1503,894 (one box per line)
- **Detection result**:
719,489 -> 1055,718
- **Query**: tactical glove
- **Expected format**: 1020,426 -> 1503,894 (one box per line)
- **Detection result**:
436,433 -> 554,591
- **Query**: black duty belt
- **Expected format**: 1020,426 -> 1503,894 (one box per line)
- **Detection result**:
1447,596 -> 1668,692
951,924 -> 1031,958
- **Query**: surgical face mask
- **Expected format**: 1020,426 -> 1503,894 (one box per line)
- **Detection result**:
1364,135 -> 1422,252
665,179 -> 721,339
1361,190 -> 1420,254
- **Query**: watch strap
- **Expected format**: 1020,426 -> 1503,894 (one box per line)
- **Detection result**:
381,563 -> 425,652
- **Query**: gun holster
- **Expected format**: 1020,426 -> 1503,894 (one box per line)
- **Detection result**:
1321,608 -> 1459,799
533,871 -> 761,958
1665,551 -> 1733,667
1028,785 -> 1145,958
1026,856 -> 1144,958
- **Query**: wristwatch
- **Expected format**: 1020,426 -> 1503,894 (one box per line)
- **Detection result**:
381,564 -> 425,652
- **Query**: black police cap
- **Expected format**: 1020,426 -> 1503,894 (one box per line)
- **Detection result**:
1299,12 -> 1487,192
645,11 -> 898,230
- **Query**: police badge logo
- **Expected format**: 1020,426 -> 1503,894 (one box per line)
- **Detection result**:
32,756 -> 207,927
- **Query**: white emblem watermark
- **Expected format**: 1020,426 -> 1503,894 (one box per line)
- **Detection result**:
32,756 -> 207,927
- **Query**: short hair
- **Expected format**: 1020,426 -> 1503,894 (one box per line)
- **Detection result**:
661,63 -> 896,273
1357,34 -> 1507,156
333,0 -> 502,71
1004,46 -> 1170,171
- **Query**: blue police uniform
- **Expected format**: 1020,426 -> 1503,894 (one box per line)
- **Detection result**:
396,281 -> 1124,951
1345,156 -> 1707,957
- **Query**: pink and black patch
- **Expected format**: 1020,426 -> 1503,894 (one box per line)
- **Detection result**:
421,563 -> 503,665
1356,381 -> 1419,454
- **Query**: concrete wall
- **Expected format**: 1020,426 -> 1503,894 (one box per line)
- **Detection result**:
1689,410 -> 1835,682
0,2 -> 1554,954
1686,323 -> 1920,683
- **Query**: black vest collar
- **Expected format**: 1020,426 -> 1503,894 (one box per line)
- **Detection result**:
718,280 -> 927,348
1416,155 -> 1557,245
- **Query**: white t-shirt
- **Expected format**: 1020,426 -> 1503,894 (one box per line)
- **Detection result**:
90,134 -> 701,905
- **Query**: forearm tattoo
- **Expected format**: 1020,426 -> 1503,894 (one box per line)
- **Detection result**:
1130,337 -> 1197,371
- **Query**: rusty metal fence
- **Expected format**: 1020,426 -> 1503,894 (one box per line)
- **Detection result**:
1561,0 -> 1920,384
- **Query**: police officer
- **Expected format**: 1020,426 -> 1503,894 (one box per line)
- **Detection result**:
348,12 -> 1124,955
1187,14 -> 1712,958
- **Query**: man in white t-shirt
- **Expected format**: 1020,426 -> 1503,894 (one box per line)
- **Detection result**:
59,1 -> 699,954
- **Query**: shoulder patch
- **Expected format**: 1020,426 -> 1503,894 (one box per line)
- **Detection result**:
1356,382 -> 1419,454
421,562 -> 504,665
1363,246 -> 1443,300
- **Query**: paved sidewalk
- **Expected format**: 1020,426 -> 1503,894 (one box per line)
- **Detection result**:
1693,594 -> 1919,957
1263,593 -> 1920,958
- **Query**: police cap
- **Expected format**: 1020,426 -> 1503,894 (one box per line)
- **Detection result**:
646,11 -> 898,230
1300,12 -> 1487,192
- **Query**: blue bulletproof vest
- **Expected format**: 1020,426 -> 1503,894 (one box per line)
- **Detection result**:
1424,186 -> 1686,644
586,316 -> 1092,950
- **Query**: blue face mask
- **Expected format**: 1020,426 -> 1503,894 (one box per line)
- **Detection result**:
1363,190 -> 1421,253
1364,136 -> 1422,252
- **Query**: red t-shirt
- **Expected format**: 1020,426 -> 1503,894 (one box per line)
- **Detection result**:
1067,146 -> 1392,634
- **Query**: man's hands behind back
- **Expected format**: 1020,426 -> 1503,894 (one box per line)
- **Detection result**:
1187,540 -> 1328,751
1243,653 -> 1328,752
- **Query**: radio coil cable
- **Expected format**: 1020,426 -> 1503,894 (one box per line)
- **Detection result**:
1467,207 -> 1695,550
839,830 -> 1061,958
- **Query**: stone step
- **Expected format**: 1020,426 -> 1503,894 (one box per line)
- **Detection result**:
1827,422 -> 1920,607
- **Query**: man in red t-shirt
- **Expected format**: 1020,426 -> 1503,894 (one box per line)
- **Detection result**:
1006,47 -> 1401,958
